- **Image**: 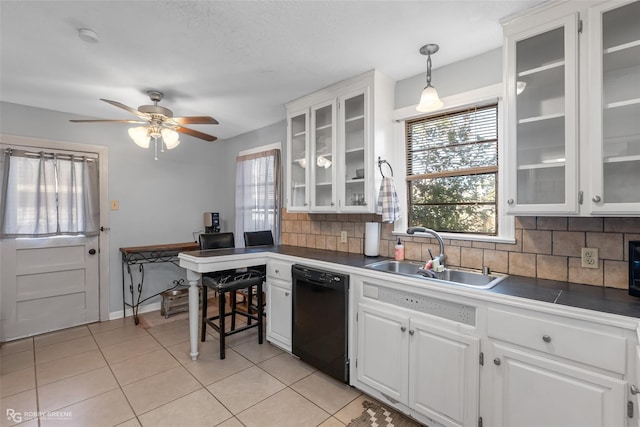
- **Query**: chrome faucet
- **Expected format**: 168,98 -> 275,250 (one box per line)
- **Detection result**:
406,227 -> 446,266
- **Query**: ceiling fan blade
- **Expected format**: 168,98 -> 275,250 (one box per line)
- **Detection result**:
100,99 -> 150,120
175,126 -> 218,142
69,119 -> 146,124
170,116 -> 219,125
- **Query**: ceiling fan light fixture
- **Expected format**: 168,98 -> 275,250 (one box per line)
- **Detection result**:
416,43 -> 444,113
128,126 -> 150,148
161,128 -> 180,149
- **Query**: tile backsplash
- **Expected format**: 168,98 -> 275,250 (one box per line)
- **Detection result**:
281,209 -> 640,289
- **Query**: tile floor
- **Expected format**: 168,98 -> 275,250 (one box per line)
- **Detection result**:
0,308 -> 370,427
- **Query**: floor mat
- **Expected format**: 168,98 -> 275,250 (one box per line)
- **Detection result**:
348,400 -> 424,427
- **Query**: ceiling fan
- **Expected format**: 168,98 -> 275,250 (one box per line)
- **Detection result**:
70,90 -> 219,143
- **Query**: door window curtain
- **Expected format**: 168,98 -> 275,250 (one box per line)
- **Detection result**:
0,148 -> 100,237
234,149 -> 280,247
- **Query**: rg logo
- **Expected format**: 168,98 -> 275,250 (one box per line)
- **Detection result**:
6,409 -> 22,423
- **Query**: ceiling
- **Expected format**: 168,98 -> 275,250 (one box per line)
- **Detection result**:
0,1 -> 543,141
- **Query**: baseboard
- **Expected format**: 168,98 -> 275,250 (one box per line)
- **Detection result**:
109,302 -> 161,320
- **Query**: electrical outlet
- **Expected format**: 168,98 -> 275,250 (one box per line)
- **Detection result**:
110,200 -> 119,210
581,247 -> 599,269
341,231 -> 348,243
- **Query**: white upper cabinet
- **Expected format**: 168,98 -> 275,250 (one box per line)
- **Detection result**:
503,11 -> 580,215
285,70 -> 394,213
503,0 -> 640,216
588,0 -> 640,214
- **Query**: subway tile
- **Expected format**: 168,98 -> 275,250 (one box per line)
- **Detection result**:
537,217 -> 567,231
484,250 -> 509,273
326,236 -> 337,251
509,253 -> 536,277
568,258 -> 603,286
337,240 -> 349,253
380,223 -> 394,240
403,242 -> 421,261
497,228 -> 522,252
300,221 -> 311,234
604,260 -> 629,289
341,222 -> 355,234
624,234 -> 640,261
310,221 -> 322,235
605,217 -> 640,233
460,247 -> 483,270
471,241 -> 495,250
331,222 -> 342,236
522,230 -> 552,254
289,233 -> 299,246
552,231 -> 585,257
298,234 -> 307,247
291,221 -> 301,233
314,235 -> 327,249
568,217 -> 603,232
354,222 -> 365,238
450,240 -> 472,247
586,232 -> 623,260
348,238 -> 362,254
536,255 -> 568,282
515,216 -> 536,230
325,214 -> 337,221
321,221 -> 332,235
281,233 -> 290,245
444,246 -> 461,267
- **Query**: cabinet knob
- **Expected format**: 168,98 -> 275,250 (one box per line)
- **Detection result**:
274,269 -> 279,274
494,358 -> 501,366
400,326 -> 407,332
592,195 -> 602,203
507,198 -> 514,205
330,202 -> 335,206
631,385 -> 640,395
409,329 -> 415,336
285,292 -> 290,296
542,335 -> 552,343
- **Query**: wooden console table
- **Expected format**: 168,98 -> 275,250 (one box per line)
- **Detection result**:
121,242 -> 199,324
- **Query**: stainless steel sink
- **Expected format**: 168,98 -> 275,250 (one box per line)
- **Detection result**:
364,260 -> 507,290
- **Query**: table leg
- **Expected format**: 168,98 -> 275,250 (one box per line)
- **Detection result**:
187,269 -> 201,361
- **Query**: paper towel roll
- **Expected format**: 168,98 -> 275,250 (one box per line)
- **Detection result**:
364,222 -> 381,256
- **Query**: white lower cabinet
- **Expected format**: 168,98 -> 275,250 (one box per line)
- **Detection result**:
488,342 -> 626,427
357,302 -> 480,427
266,260 -> 292,351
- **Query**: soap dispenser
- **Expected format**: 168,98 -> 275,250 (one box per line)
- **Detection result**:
394,238 -> 405,261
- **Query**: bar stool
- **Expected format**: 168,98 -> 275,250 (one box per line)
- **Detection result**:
199,233 -> 264,359
243,230 -> 273,315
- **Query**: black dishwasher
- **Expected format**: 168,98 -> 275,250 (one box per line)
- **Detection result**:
291,264 -> 349,383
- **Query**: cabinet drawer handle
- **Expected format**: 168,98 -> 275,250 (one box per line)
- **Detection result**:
631,385 -> 640,395
592,195 -> 601,203
400,326 -> 406,332
494,358 -> 501,366
542,335 -> 552,343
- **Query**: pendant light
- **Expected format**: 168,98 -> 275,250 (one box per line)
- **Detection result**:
416,43 -> 444,113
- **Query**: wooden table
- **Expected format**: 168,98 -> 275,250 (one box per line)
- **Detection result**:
120,242 -> 199,324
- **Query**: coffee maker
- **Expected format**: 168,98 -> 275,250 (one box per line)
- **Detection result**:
204,212 -> 220,233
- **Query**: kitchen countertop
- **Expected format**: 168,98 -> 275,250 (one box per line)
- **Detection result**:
182,244 -> 640,319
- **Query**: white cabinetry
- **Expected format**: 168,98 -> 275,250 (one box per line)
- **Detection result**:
286,70 -> 394,213
503,0 -> 640,216
485,307 -> 628,427
265,260 -> 292,351
357,301 -> 480,427
588,0 -> 640,214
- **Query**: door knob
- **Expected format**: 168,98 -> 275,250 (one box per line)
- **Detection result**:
542,335 -> 552,343
592,195 -> 602,203
88,249 -> 96,255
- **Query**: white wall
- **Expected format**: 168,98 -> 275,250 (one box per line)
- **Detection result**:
0,101 -> 226,313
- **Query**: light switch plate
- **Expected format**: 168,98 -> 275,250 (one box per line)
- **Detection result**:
581,247 -> 598,269
110,200 -> 119,210
341,231 -> 348,243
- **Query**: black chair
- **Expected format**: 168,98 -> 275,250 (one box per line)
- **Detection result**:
243,230 -> 273,313
199,233 -> 264,359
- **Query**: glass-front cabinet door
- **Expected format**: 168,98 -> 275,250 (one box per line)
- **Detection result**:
588,0 -> 640,214
311,100 -> 337,211
287,110 -> 309,211
505,14 -> 579,214
340,90 -> 368,211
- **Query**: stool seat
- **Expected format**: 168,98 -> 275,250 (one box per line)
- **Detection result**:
201,269 -> 264,359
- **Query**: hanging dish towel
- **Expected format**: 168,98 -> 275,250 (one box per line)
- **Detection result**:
376,176 -> 401,223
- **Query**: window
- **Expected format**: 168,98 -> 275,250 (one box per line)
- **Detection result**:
0,148 -> 100,237
406,104 -> 498,235
234,148 -> 281,246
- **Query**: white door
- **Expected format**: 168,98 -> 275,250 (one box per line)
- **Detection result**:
356,302 -> 409,404
490,343 -> 626,427
409,316 -> 480,427
1,235 -> 100,340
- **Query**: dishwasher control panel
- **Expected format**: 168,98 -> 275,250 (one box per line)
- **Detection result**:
363,282 -> 475,326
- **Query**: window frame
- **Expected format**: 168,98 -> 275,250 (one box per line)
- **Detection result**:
392,84 -> 515,243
